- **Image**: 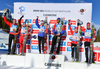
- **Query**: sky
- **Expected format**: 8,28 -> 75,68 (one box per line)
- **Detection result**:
0,0 -> 100,30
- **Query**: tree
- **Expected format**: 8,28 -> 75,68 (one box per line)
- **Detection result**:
94,28 -> 100,42
0,16 -> 12,33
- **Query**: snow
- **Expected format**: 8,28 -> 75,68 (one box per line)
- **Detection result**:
0,29 -> 9,49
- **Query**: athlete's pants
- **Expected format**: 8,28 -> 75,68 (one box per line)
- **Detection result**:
38,36 -> 44,53
8,34 -> 15,53
84,41 -> 94,62
71,43 -> 77,58
19,35 -> 26,53
50,36 -> 61,54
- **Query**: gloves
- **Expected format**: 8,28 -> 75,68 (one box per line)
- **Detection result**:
4,13 -> 7,16
15,33 -> 18,35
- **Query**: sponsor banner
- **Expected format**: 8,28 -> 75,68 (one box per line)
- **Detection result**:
31,24 -> 39,29
94,47 -> 100,51
31,45 -> 38,50
67,42 -> 71,46
32,19 -> 40,23
71,20 -> 76,25
50,20 -> 57,24
68,25 -> 76,31
44,54 -> 64,69
60,41 -> 66,46
26,45 -> 30,49
67,47 -> 71,51
24,19 -> 32,24
49,41 -> 52,45
94,52 -> 97,61
32,29 -> 39,34
61,36 -> 66,41
60,47 -> 66,51
31,40 -> 38,45
98,53 -> 100,62
31,34 -> 38,40
79,48 -> 84,52
68,31 -> 72,35
14,3 -> 92,62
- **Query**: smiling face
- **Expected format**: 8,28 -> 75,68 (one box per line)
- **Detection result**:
57,19 -> 60,23
75,29 -> 78,33
41,22 -> 44,26
13,19 -> 16,24
87,25 -> 90,29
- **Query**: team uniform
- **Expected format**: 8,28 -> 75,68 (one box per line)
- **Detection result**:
4,16 -> 17,54
35,19 -> 45,54
49,19 -> 65,54
68,24 -> 84,60
84,23 -> 96,63
19,23 -> 31,54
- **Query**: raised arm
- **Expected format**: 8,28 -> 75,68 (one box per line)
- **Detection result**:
35,16 -> 40,28
19,15 -> 24,28
68,20 -> 74,35
52,23 -> 56,34
60,25 -> 65,35
4,16 -> 12,27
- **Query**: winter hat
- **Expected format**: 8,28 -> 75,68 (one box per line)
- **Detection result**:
57,18 -> 60,20
87,22 -> 90,26
74,27 -> 78,30
40,20 -> 44,24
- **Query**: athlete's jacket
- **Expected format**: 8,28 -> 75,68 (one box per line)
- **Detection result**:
19,23 -> 31,36
84,28 -> 96,42
68,24 -> 84,44
35,19 -> 45,37
4,16 -> 17,35
52,23 -> 65,35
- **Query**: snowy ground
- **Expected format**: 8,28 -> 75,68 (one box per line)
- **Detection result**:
0,29 -> 9,50
0,65 -> 47,69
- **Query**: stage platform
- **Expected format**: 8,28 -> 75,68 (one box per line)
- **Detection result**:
0,53 -> 100,69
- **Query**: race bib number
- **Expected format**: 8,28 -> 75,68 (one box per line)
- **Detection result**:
85,32 -> 91,37
21,29 -> 26,33
55,27 -> 60,32
72,36 -> 78,41
10,26 -> 17,32
39,29 -> 44,32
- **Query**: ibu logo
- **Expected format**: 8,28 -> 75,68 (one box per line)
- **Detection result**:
19,6 -> 25,13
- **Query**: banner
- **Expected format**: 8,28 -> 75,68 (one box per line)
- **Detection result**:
14,3 -> 92,62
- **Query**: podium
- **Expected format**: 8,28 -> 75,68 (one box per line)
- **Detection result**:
0,53 -> 64,69
0,53 -> 100,69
